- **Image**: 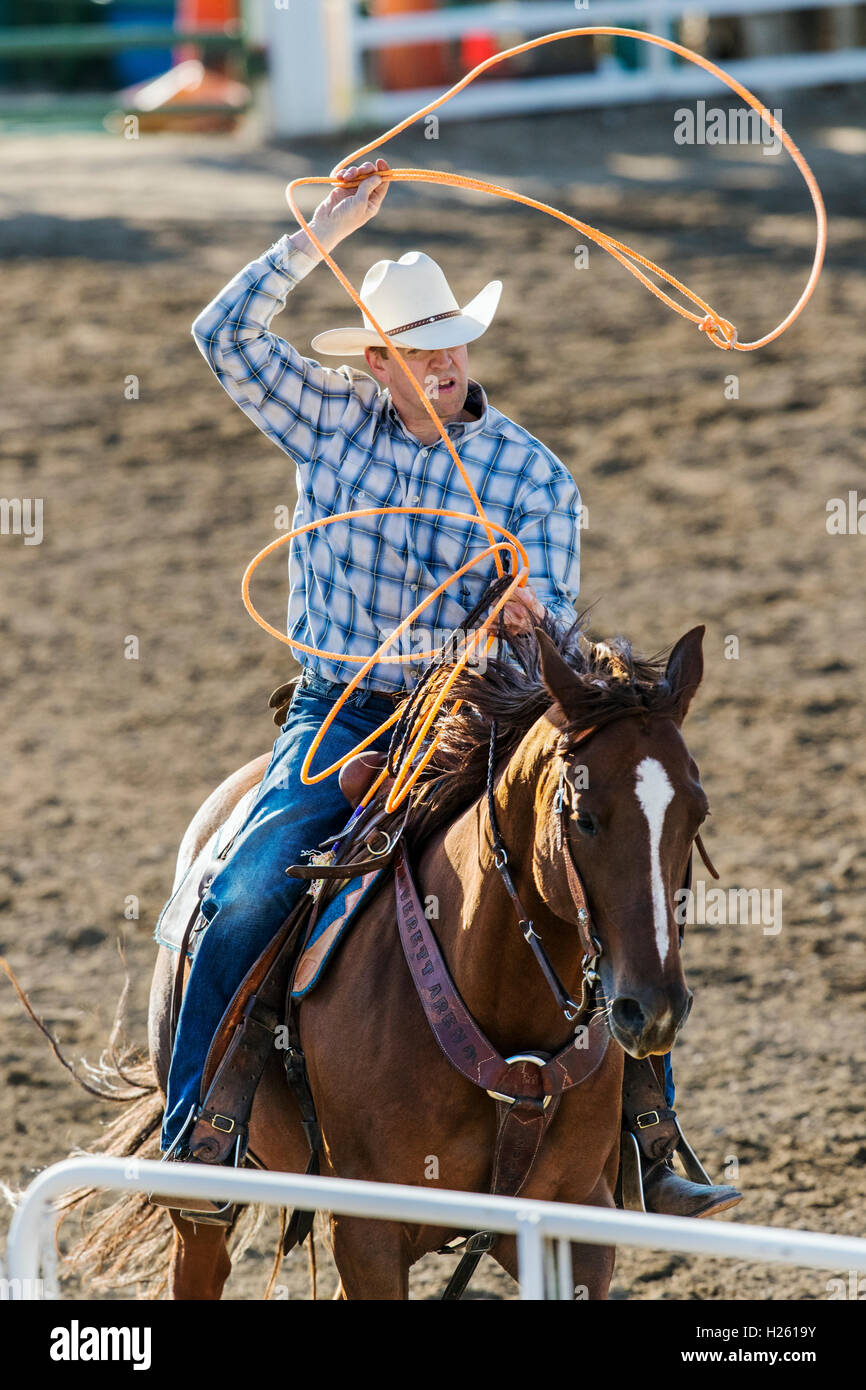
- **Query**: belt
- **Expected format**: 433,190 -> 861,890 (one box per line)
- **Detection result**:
301,669 -> 408,707
358,686 -> 408,707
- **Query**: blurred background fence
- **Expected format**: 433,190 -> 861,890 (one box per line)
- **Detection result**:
1,0 -> 865,135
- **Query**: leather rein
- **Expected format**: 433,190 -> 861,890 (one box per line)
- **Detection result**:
486,720 -> 602,1024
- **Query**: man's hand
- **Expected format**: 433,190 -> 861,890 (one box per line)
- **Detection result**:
289,159 -> 391,259
502,584 -> 546,637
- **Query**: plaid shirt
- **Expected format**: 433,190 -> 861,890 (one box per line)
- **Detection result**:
191,235 -> 582,693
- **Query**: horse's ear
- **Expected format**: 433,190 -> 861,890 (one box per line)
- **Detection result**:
665,625 -> 705,724
535,626 -> 580,711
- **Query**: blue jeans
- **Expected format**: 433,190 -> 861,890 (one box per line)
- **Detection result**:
161,668 -> 398,1150
663,1052 -> 675,1110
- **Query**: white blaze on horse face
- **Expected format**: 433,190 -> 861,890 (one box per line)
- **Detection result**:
634,757 -> 675,964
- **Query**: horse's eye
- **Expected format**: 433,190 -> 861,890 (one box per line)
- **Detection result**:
575,811 -> 599,837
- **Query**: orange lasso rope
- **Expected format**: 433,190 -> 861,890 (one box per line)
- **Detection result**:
242,26 -> 826,815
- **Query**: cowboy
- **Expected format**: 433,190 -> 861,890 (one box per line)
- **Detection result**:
154,159 -> 739,1223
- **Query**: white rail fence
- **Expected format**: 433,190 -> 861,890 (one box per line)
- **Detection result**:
6,1155 -> 866,1300
265,0 -> 866,137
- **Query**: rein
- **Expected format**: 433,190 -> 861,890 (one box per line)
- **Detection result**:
486,719 -> 601,1024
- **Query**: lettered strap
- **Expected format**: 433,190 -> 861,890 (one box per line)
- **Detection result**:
395,840 -> 611,1299
393,844 -> 609,1102
394,846 -> 502,1087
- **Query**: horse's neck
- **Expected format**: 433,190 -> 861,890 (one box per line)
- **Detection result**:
417,733 -> 582,1052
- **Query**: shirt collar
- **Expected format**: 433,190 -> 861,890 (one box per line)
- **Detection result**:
384,377 -> 488,443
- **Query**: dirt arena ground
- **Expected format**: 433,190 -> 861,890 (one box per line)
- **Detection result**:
1,84 -> 864,1301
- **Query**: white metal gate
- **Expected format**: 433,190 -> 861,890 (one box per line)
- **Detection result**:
7,1155 -> 866,1299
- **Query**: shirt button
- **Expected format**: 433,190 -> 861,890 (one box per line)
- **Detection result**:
410,583 -> 419,591
411,494 -> 420,504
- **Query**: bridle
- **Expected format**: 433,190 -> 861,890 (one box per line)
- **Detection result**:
485,719 -> 602,1024
484,713 -> 719,1029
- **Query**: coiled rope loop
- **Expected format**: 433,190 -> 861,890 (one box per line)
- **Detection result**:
241,27 -> 826,813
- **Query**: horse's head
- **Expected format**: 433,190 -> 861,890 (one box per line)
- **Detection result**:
533,624 -> 708,1058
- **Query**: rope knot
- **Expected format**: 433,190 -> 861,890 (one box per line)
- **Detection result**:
698,313 -> 738,350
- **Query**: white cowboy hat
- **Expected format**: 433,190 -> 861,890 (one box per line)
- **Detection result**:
310,251 -> 502,356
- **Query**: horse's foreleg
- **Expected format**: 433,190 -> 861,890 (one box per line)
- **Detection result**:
492,1233 -> 614,1300
168,1213 -> 232,1301
566,1241 -> 615,1300
330,1216 -> 409,1300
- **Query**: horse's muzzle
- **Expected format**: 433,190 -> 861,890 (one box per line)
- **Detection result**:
608,986 -> 693,1058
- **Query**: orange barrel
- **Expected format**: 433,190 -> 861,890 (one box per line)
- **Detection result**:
174,0 -> 240,67
370,0 -> 451,92
459,30 -> 498,73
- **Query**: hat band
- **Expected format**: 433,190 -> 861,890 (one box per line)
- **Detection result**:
384,308 -> 461,337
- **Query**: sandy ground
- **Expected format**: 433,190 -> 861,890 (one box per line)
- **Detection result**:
1,84 -> 865,1301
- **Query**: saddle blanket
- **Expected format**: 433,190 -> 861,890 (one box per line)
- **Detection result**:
291,865 -> 387,999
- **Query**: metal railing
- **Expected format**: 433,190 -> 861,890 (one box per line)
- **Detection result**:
7,1155 -> 866,1300
0,25 -> 243,59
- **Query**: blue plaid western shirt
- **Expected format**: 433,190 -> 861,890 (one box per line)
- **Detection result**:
191,235 -> 582,693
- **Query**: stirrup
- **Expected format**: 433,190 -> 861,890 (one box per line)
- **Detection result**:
151,1102 -> 197,1172
672,1120 -> 712,1185
617,1119 -> 714,1213
178,1131 -> 245,1225
149,1105 -> 244,1224
618,1130 -> 646,1212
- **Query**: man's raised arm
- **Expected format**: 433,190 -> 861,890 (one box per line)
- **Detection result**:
190,160 -> 391,464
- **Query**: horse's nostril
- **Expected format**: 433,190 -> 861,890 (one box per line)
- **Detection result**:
611,995 -> 646,1039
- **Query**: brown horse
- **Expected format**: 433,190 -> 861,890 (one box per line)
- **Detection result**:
77,618 -> 712,1299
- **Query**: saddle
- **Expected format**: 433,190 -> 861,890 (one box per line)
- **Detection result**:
291,751 -> 412,881
164,747 -> 417,1189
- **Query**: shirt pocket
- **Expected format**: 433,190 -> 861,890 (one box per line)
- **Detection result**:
332,480 -> 381,564
425,518 -> 475,577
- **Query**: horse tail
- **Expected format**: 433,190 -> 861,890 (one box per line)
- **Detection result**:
56,1058 -> 176,1298
1,952 -> 170,1294
55,1048 -> 273,1297
2,955 -> 274,1298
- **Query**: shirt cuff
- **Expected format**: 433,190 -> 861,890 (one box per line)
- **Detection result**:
265,233 -> 321,282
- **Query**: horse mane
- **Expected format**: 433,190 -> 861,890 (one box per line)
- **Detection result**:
397,605 -> 684,855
